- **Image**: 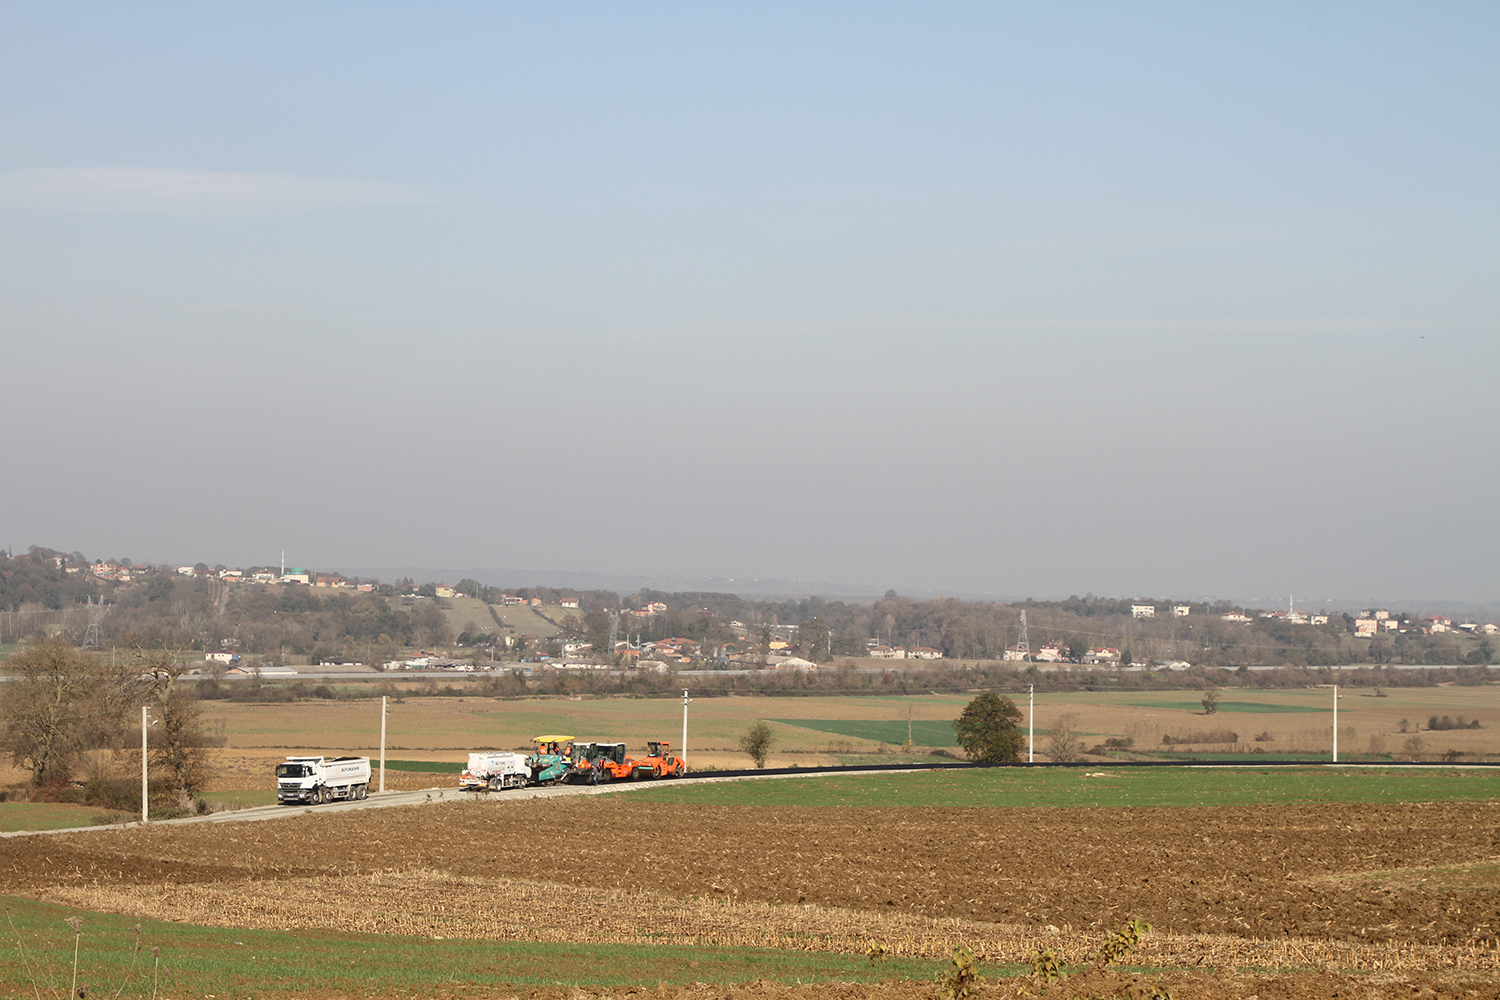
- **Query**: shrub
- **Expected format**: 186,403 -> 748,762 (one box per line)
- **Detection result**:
1162,729 -> 1238,745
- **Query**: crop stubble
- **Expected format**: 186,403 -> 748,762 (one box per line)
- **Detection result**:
2,797 -> 1496,979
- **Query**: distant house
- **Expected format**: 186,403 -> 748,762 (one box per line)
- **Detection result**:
204,650 -> 240,664
1002,646 -> 1029,661
435,585 -> 455,598
1085,647 -> 1121,663
177,566 -> 196,577
560,600 -> 580,609
1172,605 -> 1191,617
1131,605 -> 1156,619
767,655 -> 817,671
1220,612 -> 1251,624
910,647 -> 943,659
1036,643 -> 1069,663
869,645 -> 906,659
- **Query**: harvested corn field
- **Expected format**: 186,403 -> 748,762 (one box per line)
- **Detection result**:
2,794 -> 1498,997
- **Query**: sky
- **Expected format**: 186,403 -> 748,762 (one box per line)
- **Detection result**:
2,2 -> 1496,606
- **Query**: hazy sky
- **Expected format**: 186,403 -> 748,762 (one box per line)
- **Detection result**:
2,2 -> 1496,604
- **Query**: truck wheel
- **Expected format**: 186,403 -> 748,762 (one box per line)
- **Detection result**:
356,784 -> 367,800
488,777 -> 501,791
315,787 -> 326,805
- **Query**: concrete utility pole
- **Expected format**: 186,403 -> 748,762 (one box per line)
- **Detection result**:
141,706 -> 149,824
1332,685 -> 1339,763
1028,684 -> 1034,763
379,696 -> 388,793
681,689 -> 692,769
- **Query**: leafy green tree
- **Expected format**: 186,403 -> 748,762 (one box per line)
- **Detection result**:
739,720 -> 775,768
953,692 -> 1023,763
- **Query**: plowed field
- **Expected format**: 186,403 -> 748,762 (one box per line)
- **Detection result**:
4,797 -> 1498,999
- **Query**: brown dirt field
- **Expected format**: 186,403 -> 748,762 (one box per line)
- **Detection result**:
2,797 -> 1497,999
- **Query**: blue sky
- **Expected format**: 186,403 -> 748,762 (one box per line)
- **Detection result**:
2,2 -> 1496,604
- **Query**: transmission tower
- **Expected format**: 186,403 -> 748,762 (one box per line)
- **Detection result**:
608,610 -> 620,650
82,598 -> 107,649
1016,609 -> 1031,662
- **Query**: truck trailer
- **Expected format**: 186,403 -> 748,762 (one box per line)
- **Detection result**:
458,751 -> 531,791
276,755 -> 372,805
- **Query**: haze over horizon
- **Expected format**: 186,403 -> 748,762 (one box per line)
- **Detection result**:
3,4 -> 1496,605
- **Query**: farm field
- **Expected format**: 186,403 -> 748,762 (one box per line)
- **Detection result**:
3,688 -> 1498,996
2,768 -> 1498,998
189,686 -> 1500,770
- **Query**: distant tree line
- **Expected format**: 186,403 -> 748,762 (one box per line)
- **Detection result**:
4,547 -> 1494,668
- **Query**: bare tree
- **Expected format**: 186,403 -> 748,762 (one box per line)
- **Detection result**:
0,640 -> 141,789
135,647 -> 213,810
0,641 -> 97,786
1046,712 -> 1082,763
1201,687 -> 1221,714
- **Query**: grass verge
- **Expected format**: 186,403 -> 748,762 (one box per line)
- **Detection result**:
1,895 -> 949,994
620,764 -> 1500,808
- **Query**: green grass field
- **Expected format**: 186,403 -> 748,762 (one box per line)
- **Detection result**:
0,896 -> 949,994
768,718 -> 962,745
622,764 -> 1500,809
0,802 -> 119,833
381,758 -> 464,773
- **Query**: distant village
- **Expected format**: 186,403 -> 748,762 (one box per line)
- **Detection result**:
64,558 -> 1497,674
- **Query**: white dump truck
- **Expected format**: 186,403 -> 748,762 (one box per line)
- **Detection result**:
276,755 -> 372,805
458,750 -> 531,791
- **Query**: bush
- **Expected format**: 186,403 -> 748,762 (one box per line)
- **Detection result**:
1428,715 -> 1481,731
1162,729 -> 1238,745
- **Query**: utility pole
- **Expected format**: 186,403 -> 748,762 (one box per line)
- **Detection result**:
681,689 -> 692,770
1332,685 -> 1338,763
1029,684 -> 1034,763
141,706 -> 150,824
379,696 -> 388,793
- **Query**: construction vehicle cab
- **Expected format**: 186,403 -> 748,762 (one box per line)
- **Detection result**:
565,741 -> 640,783
639,740 -> 687,778
528,734 -> 575,785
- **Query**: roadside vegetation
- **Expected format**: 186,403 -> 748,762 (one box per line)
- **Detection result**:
620,764 -> 1500,809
